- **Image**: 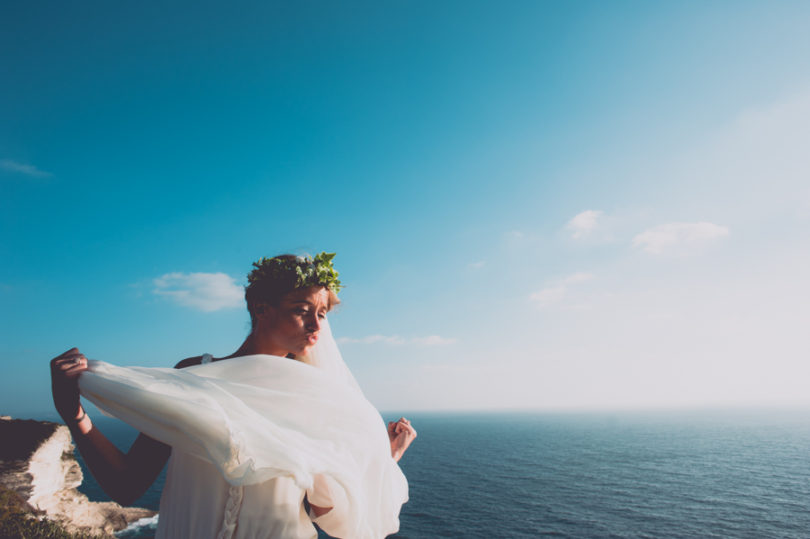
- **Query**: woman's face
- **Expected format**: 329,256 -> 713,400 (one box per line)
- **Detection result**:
257,286 -> 329,357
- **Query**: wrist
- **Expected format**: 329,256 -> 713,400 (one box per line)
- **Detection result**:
66,407 -> 93,435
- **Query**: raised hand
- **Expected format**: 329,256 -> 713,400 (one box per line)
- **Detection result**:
50,347 -> 89,424
387,417 -> 417,462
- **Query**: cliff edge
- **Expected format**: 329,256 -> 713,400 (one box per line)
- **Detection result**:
0,416 -> 155,537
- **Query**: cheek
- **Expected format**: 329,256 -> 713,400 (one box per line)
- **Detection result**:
279,316 -> 306,334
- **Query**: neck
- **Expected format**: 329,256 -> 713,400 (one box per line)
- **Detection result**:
229,332 -> 289,359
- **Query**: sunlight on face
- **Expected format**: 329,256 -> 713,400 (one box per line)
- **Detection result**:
261,287 -> 330,357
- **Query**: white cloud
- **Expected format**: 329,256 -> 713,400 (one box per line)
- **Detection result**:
338,334 -> 456,346
0,159 -> 52,178
338,335 -> 406,345
503,229 -> 527,249
562,272 -> 594,285
529,285 -> 566,306
566,210 -> 602,239
632,222 -> 729,255
468,260 -> 486,269
153,272 -> 243,312
530,272 -> 594,307
410,335 -> 457,346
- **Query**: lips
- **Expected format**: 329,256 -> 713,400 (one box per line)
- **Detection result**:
306,333 -> 319,345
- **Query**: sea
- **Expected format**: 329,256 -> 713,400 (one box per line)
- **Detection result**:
74,410 -> 810,538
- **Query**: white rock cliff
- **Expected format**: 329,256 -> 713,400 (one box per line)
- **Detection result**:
0,416 -> 155,537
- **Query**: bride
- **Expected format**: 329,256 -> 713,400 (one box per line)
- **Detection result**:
50,253 -> 416,539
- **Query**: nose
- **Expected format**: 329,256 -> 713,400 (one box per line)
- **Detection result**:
305,312 -> 321,332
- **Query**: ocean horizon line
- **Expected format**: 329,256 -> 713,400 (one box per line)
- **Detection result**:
11,402 -> 810,424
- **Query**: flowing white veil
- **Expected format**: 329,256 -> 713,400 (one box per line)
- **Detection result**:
78,317 -> 408,538
298,318 -> 362,392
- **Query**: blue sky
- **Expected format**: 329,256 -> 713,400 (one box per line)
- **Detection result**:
3,1 -> 810,417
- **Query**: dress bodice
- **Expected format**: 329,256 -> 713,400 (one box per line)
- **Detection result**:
155,353 -> 348,539
156,451 -> 318,539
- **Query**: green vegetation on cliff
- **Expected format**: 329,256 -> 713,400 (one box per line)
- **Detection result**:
0,484 -> 92,539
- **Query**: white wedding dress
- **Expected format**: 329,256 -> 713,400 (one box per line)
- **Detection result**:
78,320 -> 408,539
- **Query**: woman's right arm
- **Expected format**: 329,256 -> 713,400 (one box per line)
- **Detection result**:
50,348 -> 171,506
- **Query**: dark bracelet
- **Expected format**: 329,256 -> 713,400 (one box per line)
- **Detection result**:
69,409 -> 87,425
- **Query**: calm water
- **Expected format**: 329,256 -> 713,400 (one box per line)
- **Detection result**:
75,410 -> 810,538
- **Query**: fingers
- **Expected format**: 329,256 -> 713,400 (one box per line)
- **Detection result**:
51,349 -> 89,378
388,418 -> 417,462
55,365 -> 88,380
52,349 -> 85,365
54,347 -> 81,360
64,364 -> 89,377
54,349 -> 86,363
390,418 -> 417,439
54,357 -> 87,368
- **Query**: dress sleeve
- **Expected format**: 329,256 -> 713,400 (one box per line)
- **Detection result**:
306,473 -> 351,538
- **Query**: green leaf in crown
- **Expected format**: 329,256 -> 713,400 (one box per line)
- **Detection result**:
248,252 -> 343,293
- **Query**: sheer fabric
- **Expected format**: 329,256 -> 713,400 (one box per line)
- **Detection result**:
78,319 -> 408,539
155,452 -> 318,539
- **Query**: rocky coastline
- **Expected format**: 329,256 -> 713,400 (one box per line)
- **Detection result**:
0,416 -> 155,537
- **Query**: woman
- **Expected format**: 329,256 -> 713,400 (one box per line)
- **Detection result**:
50,253 -> 416,539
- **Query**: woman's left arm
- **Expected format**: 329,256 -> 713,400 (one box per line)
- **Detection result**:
387,417 -> 417,462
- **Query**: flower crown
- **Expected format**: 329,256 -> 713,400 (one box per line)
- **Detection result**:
248,252 -> 343,293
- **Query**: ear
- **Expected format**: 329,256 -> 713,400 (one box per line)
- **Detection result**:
254,303 -> 276,320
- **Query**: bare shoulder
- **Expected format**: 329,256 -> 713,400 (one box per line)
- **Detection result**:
174,356 -> 204,369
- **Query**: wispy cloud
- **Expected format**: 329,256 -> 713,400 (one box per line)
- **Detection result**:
632,222 -> 729,255
468,260 -> 486,269
562,272 -> 594,285
410,335 -> 457,346
530,272 -> 594,307
529,285 -> 566,306
338,335 -> 406,345
338,334 -> 457,346
566,210 -> 602,239
153,272 -> 243,312
0,159 -> 52,178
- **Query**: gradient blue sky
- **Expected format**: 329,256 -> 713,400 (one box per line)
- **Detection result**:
3,1 -> 810,417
